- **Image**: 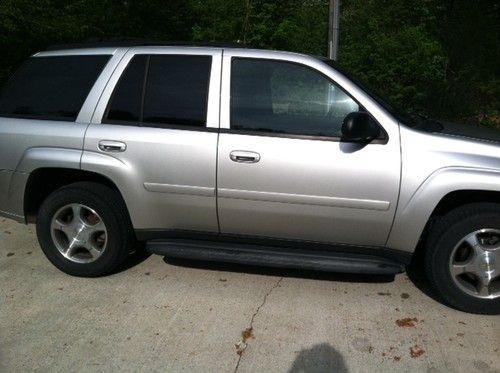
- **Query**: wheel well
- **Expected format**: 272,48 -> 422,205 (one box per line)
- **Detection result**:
411,190 -> 500,265
430,190 -> 500,219
24,168 -> 123,223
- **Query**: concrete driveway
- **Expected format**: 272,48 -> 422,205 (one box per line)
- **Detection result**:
1,217 -> 499,372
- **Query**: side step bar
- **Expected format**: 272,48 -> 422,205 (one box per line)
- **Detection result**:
146,239 -> 405,275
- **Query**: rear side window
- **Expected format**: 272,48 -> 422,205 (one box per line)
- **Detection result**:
106,55 -> 147,122
105,54 -> 212,128
0,55 -> 110,121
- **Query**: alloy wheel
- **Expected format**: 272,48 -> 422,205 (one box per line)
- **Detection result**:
449,228 -> 500,299
50,203 -> 108,264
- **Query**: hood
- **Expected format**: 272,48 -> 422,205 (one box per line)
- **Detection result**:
414,119 -> 500,144
440,121 -> 500,144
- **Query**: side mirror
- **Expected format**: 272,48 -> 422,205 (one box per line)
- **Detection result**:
341,112 -> 381,142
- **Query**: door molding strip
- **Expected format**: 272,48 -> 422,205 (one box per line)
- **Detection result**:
144,182 -> 215,196
218,188 -> 390,211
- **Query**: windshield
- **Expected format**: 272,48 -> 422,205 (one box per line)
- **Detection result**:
321,58 -> 418,126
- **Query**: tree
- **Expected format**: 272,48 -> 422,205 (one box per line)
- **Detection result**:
0,0 -> 498,127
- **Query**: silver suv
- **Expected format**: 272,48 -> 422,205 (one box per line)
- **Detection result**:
0,43 -> 499,314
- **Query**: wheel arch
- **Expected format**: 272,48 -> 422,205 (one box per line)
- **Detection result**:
24,167 -> 128,223
387,167 -> 500,254
412,189 -> 500,259
429,190 -> 500,219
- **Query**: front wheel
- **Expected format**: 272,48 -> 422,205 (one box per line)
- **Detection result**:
425,203 -> 500,314
36,182 -> 135,277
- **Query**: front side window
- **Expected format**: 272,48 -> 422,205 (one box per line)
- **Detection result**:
0,55 -> 110,121
105,54 -> 212,128
231,58 -> 360,137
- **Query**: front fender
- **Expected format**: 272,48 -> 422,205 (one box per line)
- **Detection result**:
387,167 -> 500,253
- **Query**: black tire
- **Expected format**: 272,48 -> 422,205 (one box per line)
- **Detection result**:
424,203 -> 500,314
36,182 -> 135,277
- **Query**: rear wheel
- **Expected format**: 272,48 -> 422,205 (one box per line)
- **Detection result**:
36,182 -> 135,277
425,203 -> 500,314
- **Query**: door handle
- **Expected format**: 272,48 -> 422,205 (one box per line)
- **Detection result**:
230,150 -> 260,163
98,140 -> 127,153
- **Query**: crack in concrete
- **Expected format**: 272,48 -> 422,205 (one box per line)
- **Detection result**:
233,277 -> 283,373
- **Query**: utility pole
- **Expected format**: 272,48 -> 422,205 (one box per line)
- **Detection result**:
328,0 -> 340,60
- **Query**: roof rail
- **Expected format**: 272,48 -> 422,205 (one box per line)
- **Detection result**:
46,38 -> 254,51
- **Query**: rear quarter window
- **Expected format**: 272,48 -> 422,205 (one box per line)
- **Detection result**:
0,55 -> 111,121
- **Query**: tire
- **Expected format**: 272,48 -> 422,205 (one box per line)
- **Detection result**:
424,203 -> 500,314
36,182 -> 135,277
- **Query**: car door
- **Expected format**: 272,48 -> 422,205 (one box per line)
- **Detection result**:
83,47 -> 222,234
217,51 -> 401,247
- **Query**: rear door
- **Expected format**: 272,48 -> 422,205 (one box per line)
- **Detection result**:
217,51 -> 401,247
83,47 -> 222,234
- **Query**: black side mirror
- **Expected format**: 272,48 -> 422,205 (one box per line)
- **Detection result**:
341,112 -> 381,142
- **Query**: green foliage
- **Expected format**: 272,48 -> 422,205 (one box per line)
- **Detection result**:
0,0 -> 127,80
0,0 -> 498,125
340,0 -> 447,114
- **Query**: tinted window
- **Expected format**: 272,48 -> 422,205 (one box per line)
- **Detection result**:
231,58 -> 359,137
0,55 -> 110,121
106,55 -> 147,123
143,55 -> 211,127
105,55 -> 212,128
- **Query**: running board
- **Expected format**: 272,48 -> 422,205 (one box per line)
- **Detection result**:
146,239 -> 405,275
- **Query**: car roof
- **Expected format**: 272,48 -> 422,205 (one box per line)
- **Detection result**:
34,40 -> 317,61
44,40 -> 250,51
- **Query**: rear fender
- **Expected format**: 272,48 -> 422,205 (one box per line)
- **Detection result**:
5,147 -> 83,219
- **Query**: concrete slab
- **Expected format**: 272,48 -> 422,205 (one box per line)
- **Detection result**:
1,218 -> 499,372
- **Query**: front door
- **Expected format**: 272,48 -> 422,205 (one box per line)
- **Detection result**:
217,53 -> 400,246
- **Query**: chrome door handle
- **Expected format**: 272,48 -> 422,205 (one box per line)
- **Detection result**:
230,150 -> 260,163
98,140 -> 127,153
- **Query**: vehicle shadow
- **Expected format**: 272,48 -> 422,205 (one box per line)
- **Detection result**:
162,256 -> 396,284
288,343 -> 348,373
112,242 -> 152,274
405,244 -> 442,304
